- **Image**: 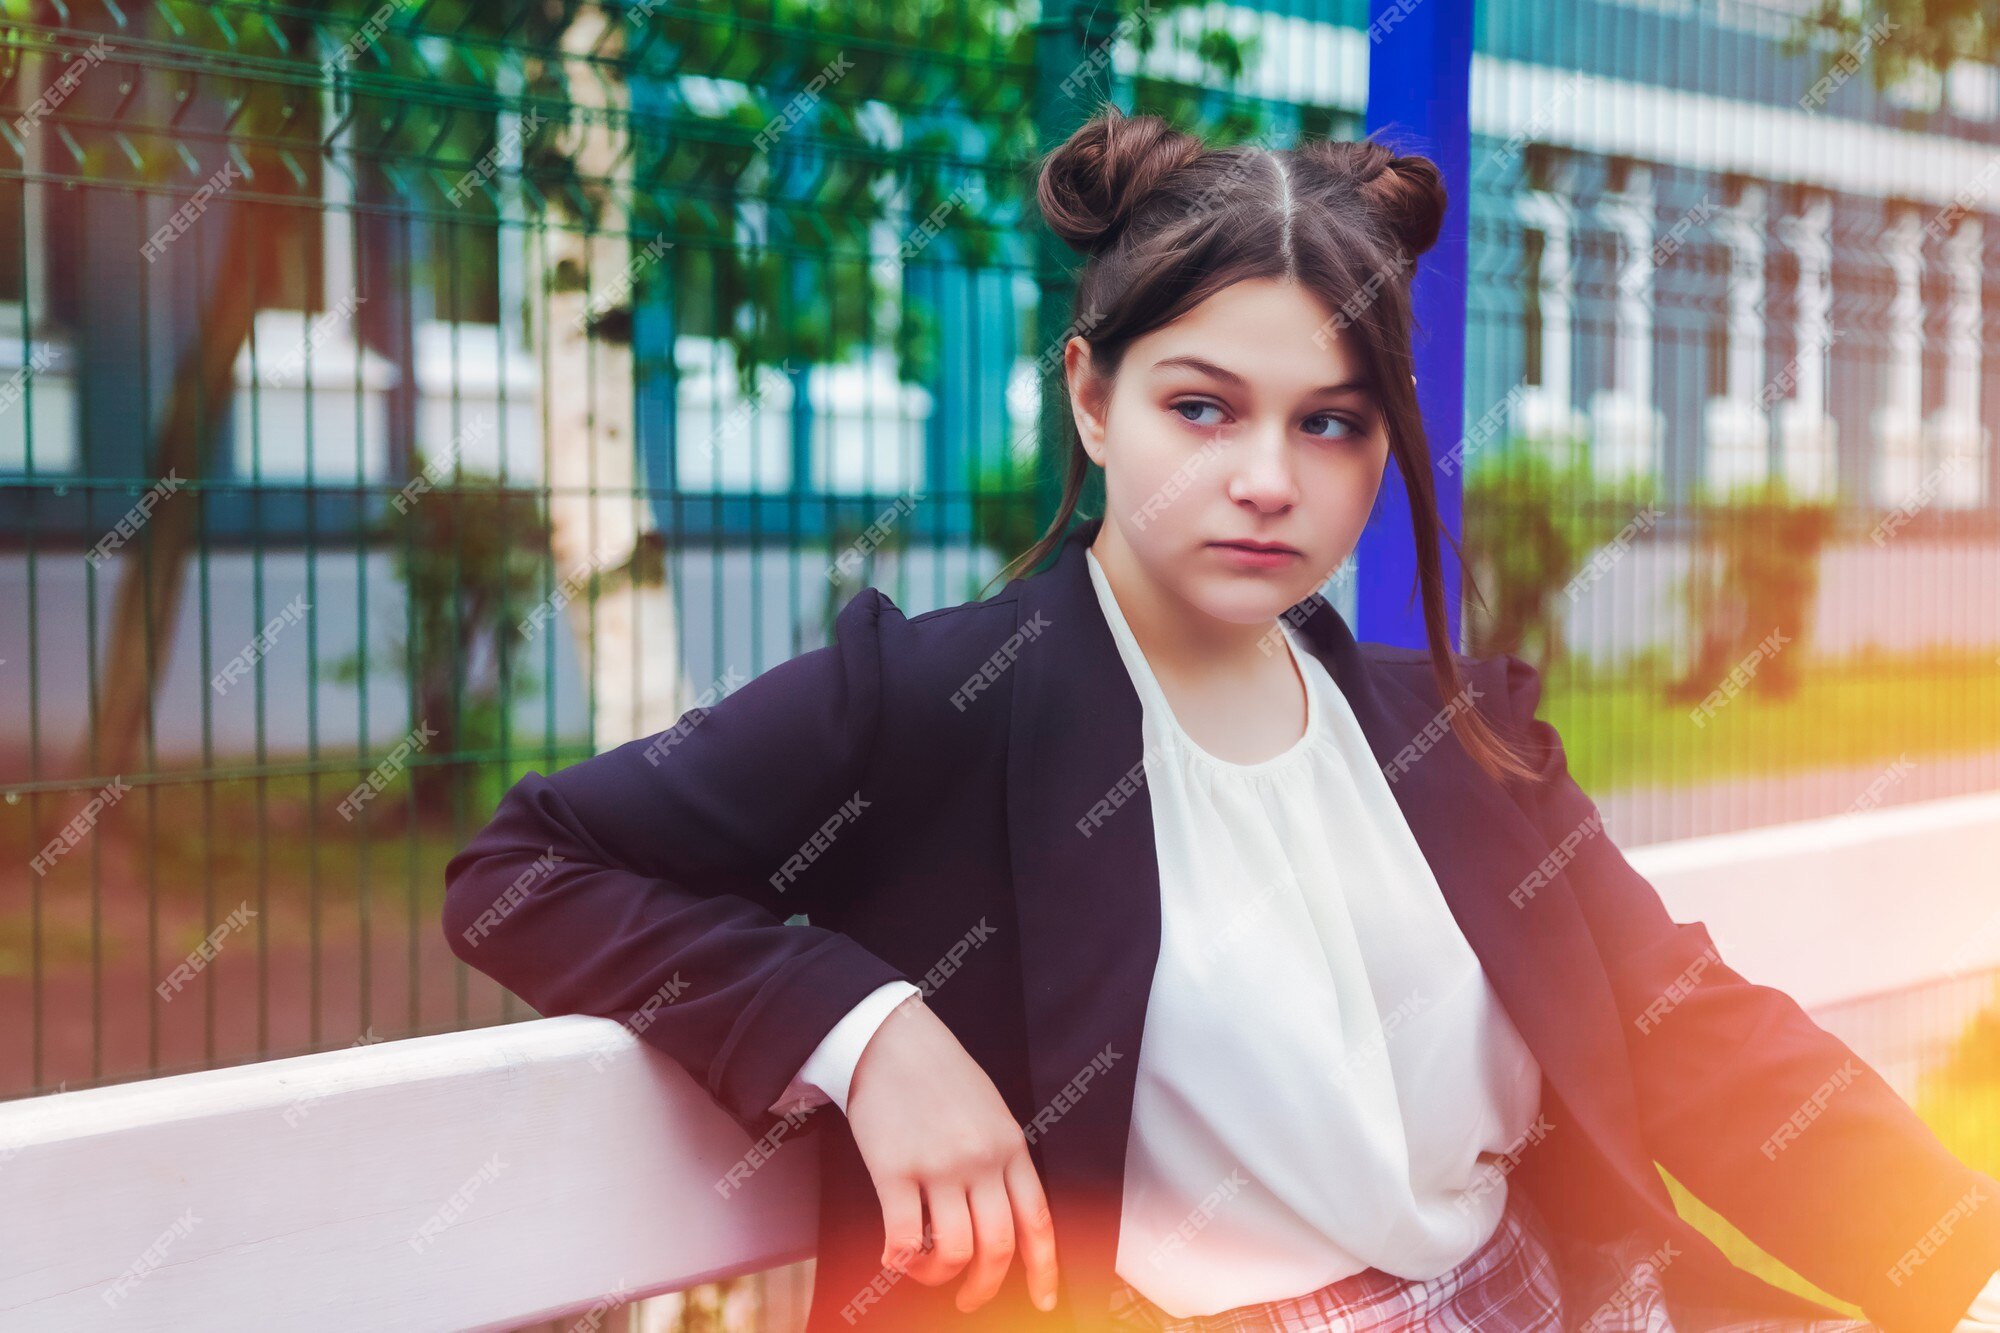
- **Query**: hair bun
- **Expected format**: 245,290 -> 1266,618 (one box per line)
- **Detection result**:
1036,104 -> 1205,257
1292,137 -> 1448,261
1349,142 -> 1449,261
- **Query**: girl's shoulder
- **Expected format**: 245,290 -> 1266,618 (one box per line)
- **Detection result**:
843,582 -> 1038,719
864,582 -> 1030,658
1350,637 -> 1525,729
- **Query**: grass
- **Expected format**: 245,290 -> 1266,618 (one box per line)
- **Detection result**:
0,750 -> 577,900
7,646 -> 1998,894
1544,647 -> 2000,796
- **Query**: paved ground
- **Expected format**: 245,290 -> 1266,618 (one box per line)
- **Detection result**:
1594,748 -> 2000,847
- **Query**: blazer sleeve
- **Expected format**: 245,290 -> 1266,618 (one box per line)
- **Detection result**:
441,586 -> 914,1139
1495,651 -> 2000,1333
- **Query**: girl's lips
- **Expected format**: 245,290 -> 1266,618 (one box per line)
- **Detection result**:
1208,541 -> 1301,569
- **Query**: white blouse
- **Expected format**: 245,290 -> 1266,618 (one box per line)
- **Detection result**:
773,547 -> 1544,1316
766,553 -> 2000,1326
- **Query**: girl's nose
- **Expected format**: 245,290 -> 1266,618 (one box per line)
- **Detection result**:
1226,429 -> 1300,510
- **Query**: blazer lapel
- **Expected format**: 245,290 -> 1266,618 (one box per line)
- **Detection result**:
1003,519 -> 1166,1321
1002,516 -> 1654,1326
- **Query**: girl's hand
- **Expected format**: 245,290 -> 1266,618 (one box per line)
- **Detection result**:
844,993 -> 1061,1315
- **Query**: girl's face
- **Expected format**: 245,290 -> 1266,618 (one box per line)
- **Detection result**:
1066,276 -> 1395,629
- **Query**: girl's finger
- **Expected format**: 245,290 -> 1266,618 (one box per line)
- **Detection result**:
1005,1146 -> 1061,1312
876,1174 -> 928,1275
954,1170 -> 1019,1312
910,1180 -> 974,1287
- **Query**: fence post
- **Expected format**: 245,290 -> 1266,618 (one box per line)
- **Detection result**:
1028,0 -> 1121,538
1358,0 -> 1475,651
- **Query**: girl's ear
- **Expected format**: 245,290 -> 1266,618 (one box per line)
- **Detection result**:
1066,337 -> 1110,464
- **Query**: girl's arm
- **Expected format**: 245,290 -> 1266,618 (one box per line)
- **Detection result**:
445,587 -> 1062,1314
1495,652 -> 2000,1333
441,587 -> 913,1139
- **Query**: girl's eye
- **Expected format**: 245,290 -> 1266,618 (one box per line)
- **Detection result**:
1170,400 -> 1226,428
1169,401 -> 1367,440
1305,413 -> 1362,441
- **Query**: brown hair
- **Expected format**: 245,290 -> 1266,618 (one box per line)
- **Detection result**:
986,104 -> 1538,787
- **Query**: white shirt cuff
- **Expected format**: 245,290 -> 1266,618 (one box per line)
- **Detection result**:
1959,1268 -> 2000,1329
766,979 -> 922,1117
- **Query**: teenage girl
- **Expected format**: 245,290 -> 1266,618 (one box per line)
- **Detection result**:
443,106 -> 2000,1332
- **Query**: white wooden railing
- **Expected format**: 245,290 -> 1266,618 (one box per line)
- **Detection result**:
0,1017 -> 821,1331
3,792 -> 1997,1332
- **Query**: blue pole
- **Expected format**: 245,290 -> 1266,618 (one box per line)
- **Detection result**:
1358,0 -> 1474,652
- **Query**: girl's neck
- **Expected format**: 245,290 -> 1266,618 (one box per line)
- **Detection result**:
1088,529 -> 1312,765
1086,531 -> 1285,675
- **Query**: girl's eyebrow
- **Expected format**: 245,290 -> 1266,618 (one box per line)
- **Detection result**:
1149,354 -> 1373,396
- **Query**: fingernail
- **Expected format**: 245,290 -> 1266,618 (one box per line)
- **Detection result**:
1036,1290 -> 1055,1311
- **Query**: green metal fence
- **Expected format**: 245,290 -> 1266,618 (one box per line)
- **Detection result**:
0,0 -> 1369,1101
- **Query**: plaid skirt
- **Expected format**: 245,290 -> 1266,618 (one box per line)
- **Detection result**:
1107,1184 -> 1880,1333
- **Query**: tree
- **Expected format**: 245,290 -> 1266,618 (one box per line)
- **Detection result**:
1788,0 -> 1995,92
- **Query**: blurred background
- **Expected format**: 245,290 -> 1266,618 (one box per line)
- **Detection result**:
1,0 -> 1997,1327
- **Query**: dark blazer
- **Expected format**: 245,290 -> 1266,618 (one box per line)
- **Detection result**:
442,515 -> 2000,1333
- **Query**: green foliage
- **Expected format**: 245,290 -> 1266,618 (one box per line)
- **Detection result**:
1783,0 -> 1995,94
967,440 -> 1059,588
1462,432 -> 1661,667
329,454 -> 553,825
1669,477 -> 1834,704
617,0 -> 1279,390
